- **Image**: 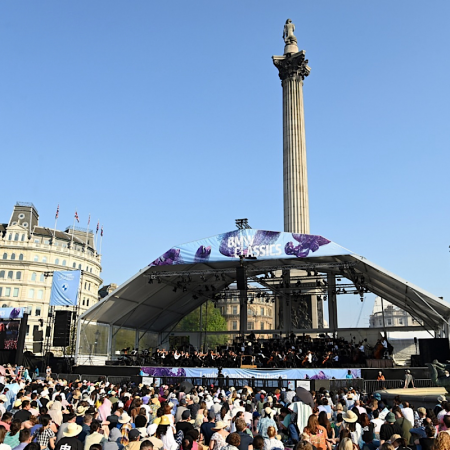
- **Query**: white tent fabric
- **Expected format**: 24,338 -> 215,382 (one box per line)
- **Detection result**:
79,230 -> 450,333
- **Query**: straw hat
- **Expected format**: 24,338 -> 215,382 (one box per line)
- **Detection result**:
336,403 -> 343,411
76,406 -> 87,416
343,411 -> 358,423
119,412 -> 131,424
212,421 -> 227,430
13,400 -> 22,408
63,423 -> 83,437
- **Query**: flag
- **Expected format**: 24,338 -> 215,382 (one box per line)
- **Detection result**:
87,214 -> 90,225
55,204 -> 59,219
96,221 -> 99,234
101,226 -> 103,237
49,270 -> 81,306
75,211 -> 79,223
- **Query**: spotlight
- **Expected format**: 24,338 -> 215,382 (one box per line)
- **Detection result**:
306,270 -> 312,277
201,275 -> 206,282
324,295 -> 327,301
270,271 -> 275,278
256,292 -> 261,298
316,280 -> 321,287
148,278 -> 153,284
205,285 -> 210,291
173,287 -> 177,293
322,280 -> 327,286
183,286 -> 188,292
343,289 -> 347,294
313,270 -> 318,276
296,280 -> 301,287
264,272 -> 269,279
157,277 -> 162,284
261,292 -> 266,297
317,296 -> 322,301
265,298 -> 270,303
215,274 -> 220,281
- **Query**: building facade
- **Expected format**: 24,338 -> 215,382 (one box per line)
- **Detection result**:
0,202 -> 103,353
369,296 -> 421,328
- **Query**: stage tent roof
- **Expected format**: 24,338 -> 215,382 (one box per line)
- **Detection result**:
79,229 -> 450,333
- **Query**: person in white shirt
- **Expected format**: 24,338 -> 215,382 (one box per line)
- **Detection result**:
401,401 -> 414,425
370,410 -> 384,440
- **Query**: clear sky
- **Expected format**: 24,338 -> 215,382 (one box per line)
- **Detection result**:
1,1 -> 449,328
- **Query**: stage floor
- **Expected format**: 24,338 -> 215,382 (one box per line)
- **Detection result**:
375,387 -> 447,408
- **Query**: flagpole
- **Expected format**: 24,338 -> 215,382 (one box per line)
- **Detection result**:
71,210 -> 76,248
95,220 -> 99,253
85,214 -> 90,249
99,227 -> 103,255
53,205 -> 59,241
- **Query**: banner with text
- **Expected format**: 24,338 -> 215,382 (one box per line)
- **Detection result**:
149,229 -> 351,267
0,308 -> 23,320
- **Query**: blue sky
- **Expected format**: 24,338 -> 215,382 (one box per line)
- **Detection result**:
1,1 -> 449,328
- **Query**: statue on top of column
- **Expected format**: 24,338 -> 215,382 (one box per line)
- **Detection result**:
283,19 -> 297,45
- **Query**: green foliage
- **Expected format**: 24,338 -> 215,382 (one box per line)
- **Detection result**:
175,301 -> 229,348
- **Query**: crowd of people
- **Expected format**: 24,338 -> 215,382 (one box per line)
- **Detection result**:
0,363 -> 445,450
145,334 -> 391,368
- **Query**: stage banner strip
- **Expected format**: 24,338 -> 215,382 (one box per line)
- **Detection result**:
0,308 -> 23,319
50,270 -> 81,306
140,367 -> 361,380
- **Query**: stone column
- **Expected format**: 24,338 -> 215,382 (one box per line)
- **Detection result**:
273,50 -> 311,234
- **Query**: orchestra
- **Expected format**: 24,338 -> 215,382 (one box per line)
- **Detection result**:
116,333 -> 389,368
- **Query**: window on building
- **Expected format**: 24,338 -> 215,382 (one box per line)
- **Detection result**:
4,288 -> 10,297
232,321 -> 238,330
34,239 -> 39,244
35,307 -> 41,316
26,325 -> 30,335
13,288 -> 19,297
14,233 -> 19,241
2,253 -> 7,260
28,289 -> 34,299
247,322 -> 254,330
2,303 -> 8,307
43,240 -> 50,245
62,260 -> 66,266
10,253 -> 16,260
0,271 -> 4,279
78,264 -> 81,269
90,268 -> 92,273
399,318 -> 403,325
16,272 -> 21,280
86,266 -> 88,271
46,327 -> 51,337
33,325 -> 39,335
88,283 -> 90,291
31,273 -> 37,281
7,271 -> 13,279
40,274 -> 45,282
86,299 -> 90,306
42,257 -> 47,263
21,234 -> 25,242
232,306 -> 238,315
261,322 -> 265,330
37,290 -> 43,300
84,282 -> 87,289
33,255 -> 39,262
260,307 -> 264,316
8,234 -> 12,241
18,254 -> 23,260
24,306 -> 32,315
387,319 -> 392,326
82,298 -> 85,306
73,263 -> 76,268
0,288 -> 2,296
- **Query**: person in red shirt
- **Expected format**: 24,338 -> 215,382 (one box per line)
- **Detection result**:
0,412 -> 12,431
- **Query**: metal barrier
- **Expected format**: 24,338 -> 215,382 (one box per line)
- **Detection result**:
364,378 -> 436,393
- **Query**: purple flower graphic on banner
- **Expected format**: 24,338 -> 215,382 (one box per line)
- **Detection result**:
9,308 -> 21,319
140,366 -> 187,377
254,231 -> 281,246
285,234 -> 331,258
194,245 -> 211,263
149,248 -> 182,267
218,231 -> 241,257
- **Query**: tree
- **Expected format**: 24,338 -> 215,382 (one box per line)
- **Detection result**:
175,301 -> 229,348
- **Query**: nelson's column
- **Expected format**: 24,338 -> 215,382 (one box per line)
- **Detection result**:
273,20 -> 323,331
273,19 -> 311,234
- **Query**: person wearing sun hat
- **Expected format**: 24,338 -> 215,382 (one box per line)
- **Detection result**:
55,422 -> 83,450
379,412 -> 403,445
210,421 -> 229,450
342,410 -> 362,447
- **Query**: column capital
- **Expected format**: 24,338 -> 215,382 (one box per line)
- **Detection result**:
272,50 -> 311,82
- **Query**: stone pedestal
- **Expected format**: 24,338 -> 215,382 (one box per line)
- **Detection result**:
273,51 -> 311,234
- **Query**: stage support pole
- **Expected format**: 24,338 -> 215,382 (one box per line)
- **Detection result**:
107,324 -> 113,360
282,270 -> 292,335
239,289 -> 248,340
327,274 -> 338,337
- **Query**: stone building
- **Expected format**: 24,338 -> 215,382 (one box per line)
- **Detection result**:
0,202 -> 103,352
216,296 -> 275,337
369,296 -> 421,328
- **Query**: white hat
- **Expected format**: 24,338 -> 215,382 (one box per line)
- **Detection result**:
148,424 -> 158,436
119,412 -> 131,424
63,423 -> 83,437
214,398 -> 220,403
212,421 -> 227,430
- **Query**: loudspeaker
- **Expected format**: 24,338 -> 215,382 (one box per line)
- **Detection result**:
33,342 -> 43,353
52,311 -> 72,347
33,329 -> 43,342
236,267 -> 247,290
419,338 -> 450,365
